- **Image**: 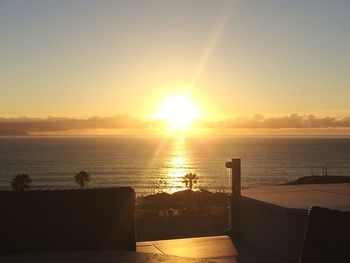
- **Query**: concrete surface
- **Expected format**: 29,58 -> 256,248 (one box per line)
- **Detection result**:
233,239 -> 287,263
137,235 -> 287,263
0,251 -> 209,263
242,183 -> 350,211
137,235 -> 237,263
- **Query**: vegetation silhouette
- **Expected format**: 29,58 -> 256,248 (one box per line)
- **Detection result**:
136,188 -> 229,240
182,173 -> 198,190
74,170 -> 90,189
154,178 -> 168,194
11,174 -> 32,191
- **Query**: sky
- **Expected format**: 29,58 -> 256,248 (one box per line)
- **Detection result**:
1,0 -> 350,124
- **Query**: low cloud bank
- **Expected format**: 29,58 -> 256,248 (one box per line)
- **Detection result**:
0,115 -> 153,132
0,114 -> 350,133
197,114 -> 350,129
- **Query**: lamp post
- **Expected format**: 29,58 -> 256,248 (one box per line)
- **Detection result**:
225,158 -> 241,239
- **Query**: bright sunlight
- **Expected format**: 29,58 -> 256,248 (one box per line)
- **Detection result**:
155,95 -> 201,130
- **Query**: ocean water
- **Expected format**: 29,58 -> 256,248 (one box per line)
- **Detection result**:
0,136 -> 349,195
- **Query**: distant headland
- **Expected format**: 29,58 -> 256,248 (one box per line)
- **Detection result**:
0,129 -> 30,136
285,175 -> 350,185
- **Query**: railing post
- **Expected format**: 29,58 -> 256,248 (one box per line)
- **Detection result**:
225,158 -> 241,239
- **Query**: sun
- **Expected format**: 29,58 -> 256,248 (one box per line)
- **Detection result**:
155,95 -> 201,130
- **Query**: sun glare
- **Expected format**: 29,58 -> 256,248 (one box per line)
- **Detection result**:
155,95 -> 201,130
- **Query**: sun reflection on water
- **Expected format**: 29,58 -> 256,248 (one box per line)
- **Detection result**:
162,136 -> 192,193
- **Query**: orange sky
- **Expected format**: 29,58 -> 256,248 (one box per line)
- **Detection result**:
1,1 -> 349,135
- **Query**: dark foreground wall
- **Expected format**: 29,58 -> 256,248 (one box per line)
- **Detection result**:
137,214 -> 228,241
239,196 -> 307,263
0,187 -> 135,254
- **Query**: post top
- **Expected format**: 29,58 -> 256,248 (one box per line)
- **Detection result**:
225,158 -> 241,168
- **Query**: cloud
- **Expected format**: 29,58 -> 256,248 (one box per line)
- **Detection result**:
0,115 -> 151,132
195,113 -> 350,129
0,113 -> 350,133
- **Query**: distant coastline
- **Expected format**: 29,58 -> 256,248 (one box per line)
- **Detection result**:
0,129 -> 30,136
285,175 -> 350,185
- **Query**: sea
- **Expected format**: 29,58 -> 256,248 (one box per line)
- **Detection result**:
0,136 -> 349,195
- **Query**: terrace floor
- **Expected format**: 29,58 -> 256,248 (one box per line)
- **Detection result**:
137,235 -> 237,263
137,235 -> 286,263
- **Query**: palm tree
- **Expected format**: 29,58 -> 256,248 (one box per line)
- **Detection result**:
11,174 -> 32,191
74,170 -> 90,189
182,173 -> 198,190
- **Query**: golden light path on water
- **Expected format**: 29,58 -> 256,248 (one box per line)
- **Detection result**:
152,136 -> 193,193
161,136 -> 192,193
144,135 -> 230,195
